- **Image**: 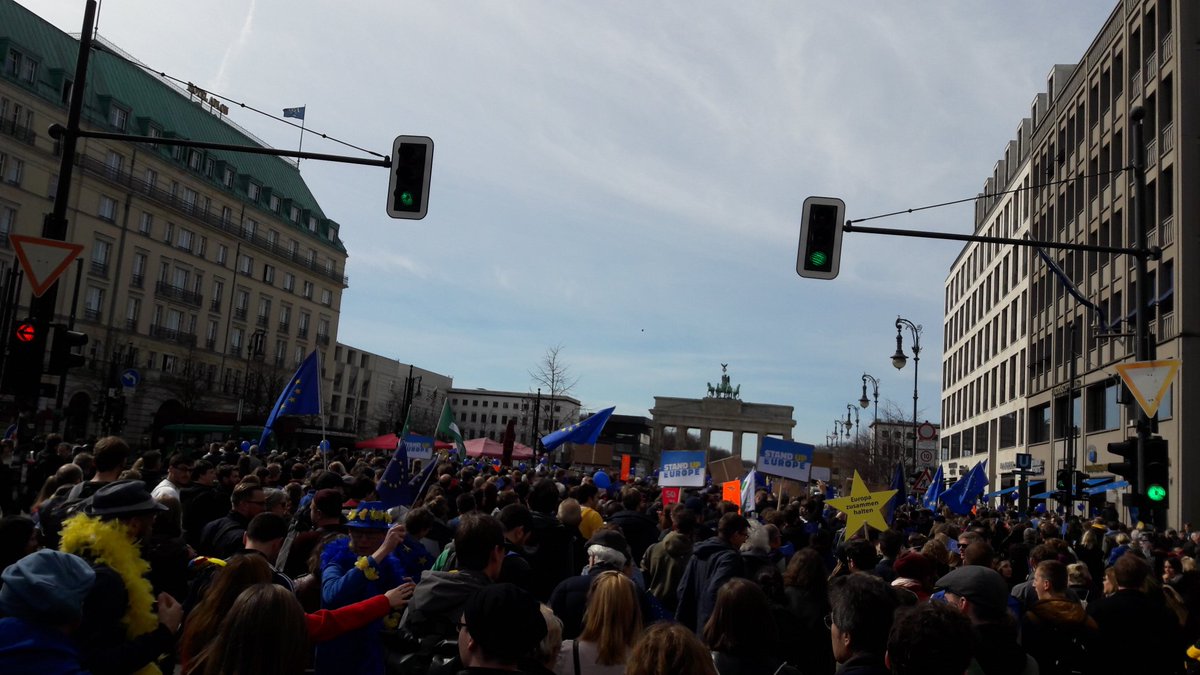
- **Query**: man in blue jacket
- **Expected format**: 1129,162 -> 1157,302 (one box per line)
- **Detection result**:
675,512 -> 749,632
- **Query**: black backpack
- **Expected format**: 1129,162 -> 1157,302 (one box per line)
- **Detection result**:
38,482 -> 98,548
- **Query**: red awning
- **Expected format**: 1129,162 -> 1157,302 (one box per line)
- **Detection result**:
464,437 -> 534,460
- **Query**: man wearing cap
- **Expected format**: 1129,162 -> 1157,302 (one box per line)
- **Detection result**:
0,549 -> 95,672
316,501 -> 425,675
59,479 -> 184,675
456,582 -> 548,673
936,565 -> 1036,675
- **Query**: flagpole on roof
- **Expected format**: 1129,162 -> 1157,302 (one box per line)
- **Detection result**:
297,104 -> 306,168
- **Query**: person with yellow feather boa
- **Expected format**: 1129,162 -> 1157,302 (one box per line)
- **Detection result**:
60,480 -> 184,675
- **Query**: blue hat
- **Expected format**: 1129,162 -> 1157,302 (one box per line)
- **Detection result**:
346,501 -> 393,529
0,549 -> 96,623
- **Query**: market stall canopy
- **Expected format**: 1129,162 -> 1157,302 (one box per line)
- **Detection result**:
355,433 -> 453,451
465,437 -> 534,460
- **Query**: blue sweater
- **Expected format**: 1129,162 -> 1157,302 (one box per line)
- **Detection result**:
0,617 -> 91,674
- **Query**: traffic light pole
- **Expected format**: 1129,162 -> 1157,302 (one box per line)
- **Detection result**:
843,106 -> 1160,524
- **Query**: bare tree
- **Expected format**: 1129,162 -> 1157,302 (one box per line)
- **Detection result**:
529,344 -> 580,432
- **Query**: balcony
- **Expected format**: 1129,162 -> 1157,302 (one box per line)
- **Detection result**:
1132,70 -> 1142,95
75,153 -> 351,288
278,321 -> 290,333
130,273 -> 144,289
1160,215 -> 1175,247
89,260 -> 109,278
125,318 -> 138,331
0,117 -> 36,145
205,338 -> 217,350
148,324 -> 197,347
210,300 -> 221,313
1146,53 -> 1158,80
1162,34 -> 1174,65
83,308 -> 102,322
1146,137 -> 1157,168
234,307 -> 248,321
316,333 -> 330,346
256,315 -> 269,328
297,328 -> 309,340
154,281 -> 203,307
1161,121 -> 1174,155
228,345 -> 242,357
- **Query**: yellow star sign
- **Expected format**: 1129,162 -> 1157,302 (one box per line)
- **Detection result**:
825,471 -> 897,535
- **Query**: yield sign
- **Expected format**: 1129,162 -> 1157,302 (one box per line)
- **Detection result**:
1115,359 -> 1181,418
9,234 -> 83,297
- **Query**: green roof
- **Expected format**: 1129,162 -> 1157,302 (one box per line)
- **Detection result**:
0,0 -> 346,253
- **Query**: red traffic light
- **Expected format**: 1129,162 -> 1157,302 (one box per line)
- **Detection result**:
14,323 -> 35,343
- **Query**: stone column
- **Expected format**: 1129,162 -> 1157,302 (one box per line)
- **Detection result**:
699,427 -> 711,450
731,431 -> 743,458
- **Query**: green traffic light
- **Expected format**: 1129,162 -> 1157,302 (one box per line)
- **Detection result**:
809,251 -> 828,267
399,191 -> 415,207
1147,484 -> 1167,502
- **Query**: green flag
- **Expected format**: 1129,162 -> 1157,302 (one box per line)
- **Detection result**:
436,399 -> 466,452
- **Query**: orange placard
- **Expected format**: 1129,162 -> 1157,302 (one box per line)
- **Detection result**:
722,480 -> 741,512
620,454 -> 632,481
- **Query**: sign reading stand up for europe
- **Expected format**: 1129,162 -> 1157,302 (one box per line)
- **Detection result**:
756,437 -> 814,483
659,450 -> 706,488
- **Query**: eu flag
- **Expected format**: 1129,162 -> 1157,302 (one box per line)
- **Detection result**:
922,465 -> 944,510
540,406 -> 615,451
259,350 -> 322,448
283,106 -> 306,120
885,462 -> 907,524
941,461 -> 988,515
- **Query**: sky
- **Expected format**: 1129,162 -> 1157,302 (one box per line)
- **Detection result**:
36,0 -> 1119,456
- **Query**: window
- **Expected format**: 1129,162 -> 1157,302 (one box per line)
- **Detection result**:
0,203 -> 14,239
131,252 -> 146,284
247,182 -> 260,200
262,264 -> 275,284
283,273 -> 295,292
317,318 -> 329,337
188,150 -> 202,171
204,157 -> 215,177
176,228 -> 194,252
302,281 -> 313,299
320,289 -> 332,306
288,240 -> 298,256
267,230 -> 278,246
308,216 -> 318,233
1029,403 -> 1050,444
243,218 -> 257,240
222,167 -> 235,187
211,279 -> 224,305
138,211 -> 153,235
91,239 -> 111,266
172,267 -> 190,289
290,205 -> 301,222
279,305 -> 291,327
125,297 -> 140,326
258,298 -> 272,321
298,312 -> 310,336
84,286 -> 104,318
216,245 -> 228,266
1,154 -> 23,185
198,236 -> 207,258
98,196 -> 117,222
109,105 -> 128,131
220,206 -> 233,226
163,221 -> 174,244
104,151 -> 124,177
238,254 -> 253,276
269,195 -> 280,212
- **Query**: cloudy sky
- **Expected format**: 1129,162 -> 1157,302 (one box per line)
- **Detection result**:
37,1 -> 1117,455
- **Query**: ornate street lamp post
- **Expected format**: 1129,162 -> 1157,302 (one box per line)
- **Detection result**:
891,316 -> 922,476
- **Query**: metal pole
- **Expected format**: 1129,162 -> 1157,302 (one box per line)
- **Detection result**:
1130,106 -> 1156,524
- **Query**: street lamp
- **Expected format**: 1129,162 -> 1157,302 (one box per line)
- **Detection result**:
844,404 -> 859,443
891,316 -> 921,475
860,373 -> 879,454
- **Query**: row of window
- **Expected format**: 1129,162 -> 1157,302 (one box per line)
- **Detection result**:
448,397 -> 565,414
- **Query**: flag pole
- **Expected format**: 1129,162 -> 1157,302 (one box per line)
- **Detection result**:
317,348 -> 327,471
297,105 -> 306,168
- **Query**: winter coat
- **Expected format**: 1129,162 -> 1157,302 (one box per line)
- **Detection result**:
527,512 -> 581,601
641,531 -> 691,612
967,622 -> 1037,675
675,537 -> 744,632
782,587 -> 833,675
197,511 -> 251,558
398,568 -> 491,641
1021,597 -> 1098,675
1087,589 -> 1185,675
0,617 -> 91,674
607,509 -> 660,562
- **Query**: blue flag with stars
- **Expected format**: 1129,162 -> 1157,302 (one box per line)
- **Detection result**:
259,350 -> 322,448
282,106 -> 306,120
541,406 -> 615,451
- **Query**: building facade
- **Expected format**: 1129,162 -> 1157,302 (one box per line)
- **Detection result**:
447,387 -> 581,447
328,341 -> 452,440
943,0 -> 1198,525
0,2 -> 348,445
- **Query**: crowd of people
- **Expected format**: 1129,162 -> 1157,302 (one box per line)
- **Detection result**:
0,432 -> 1199,674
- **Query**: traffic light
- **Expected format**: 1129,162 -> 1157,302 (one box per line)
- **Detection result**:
1055,467 -> 1072,494
1074,471 -> 1089,500
1106,438 -> 1138,490
0,319 -> 46,396
386,135 -> 434,220
796,196 -> 845,280
1143,437 -> 1169,508
47,326 -> 88,376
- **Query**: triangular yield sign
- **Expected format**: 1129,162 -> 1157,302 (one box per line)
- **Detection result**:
1115,359 -> 1180,418
9,234 -> 84,297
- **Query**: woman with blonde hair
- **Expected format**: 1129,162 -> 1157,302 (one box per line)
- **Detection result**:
556,570 -> 641,675
624,622 -> 717,675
